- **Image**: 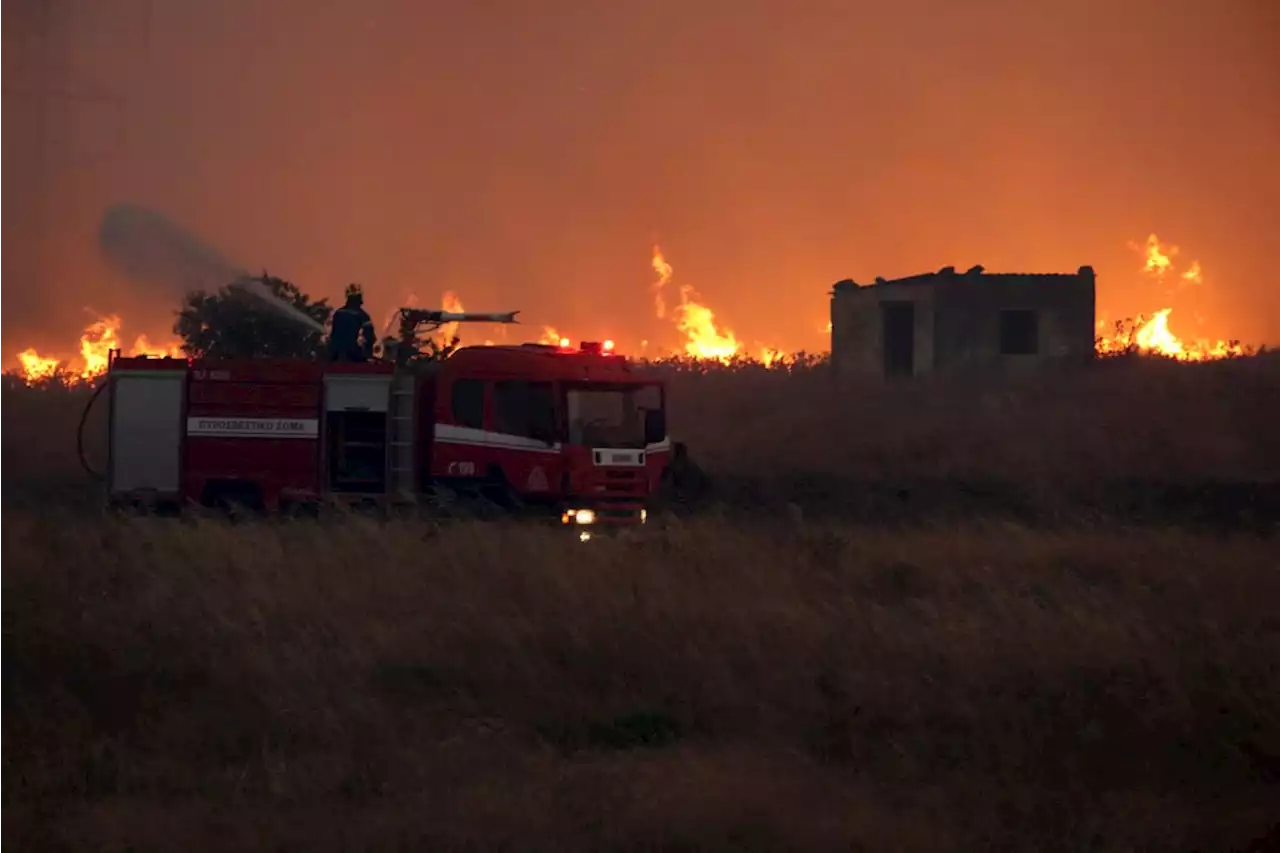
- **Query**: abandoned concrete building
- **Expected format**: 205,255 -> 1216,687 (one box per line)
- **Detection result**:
828,265 -> 1097,378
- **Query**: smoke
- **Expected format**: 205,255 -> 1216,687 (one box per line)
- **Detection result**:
98,203 -> 326,334
99,203 -> 241,294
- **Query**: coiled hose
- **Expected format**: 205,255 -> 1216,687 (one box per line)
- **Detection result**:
77,380 -> 109,480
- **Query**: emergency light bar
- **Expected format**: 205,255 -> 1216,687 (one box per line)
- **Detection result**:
541,339 -> 618,354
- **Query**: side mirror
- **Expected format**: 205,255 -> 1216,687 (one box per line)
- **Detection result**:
643,409 -> 666,446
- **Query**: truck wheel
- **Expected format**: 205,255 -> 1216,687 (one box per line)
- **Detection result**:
201,481 -> 264,518
479,467 -> 522,513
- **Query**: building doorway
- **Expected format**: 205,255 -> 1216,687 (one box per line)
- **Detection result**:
881,301 -> 915,377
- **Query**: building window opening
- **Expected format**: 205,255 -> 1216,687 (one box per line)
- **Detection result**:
999,309 -> 1039,356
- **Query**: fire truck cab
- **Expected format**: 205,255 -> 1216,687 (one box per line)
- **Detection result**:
105,340 -> 668,526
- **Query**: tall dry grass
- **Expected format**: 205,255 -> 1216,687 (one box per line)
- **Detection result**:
4,511 -> 1279,851
3,353 -> 1279,517
656,352 -> 1280,487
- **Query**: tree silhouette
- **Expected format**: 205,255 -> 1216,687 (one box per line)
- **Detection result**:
174,273 -> 332,359
379,330 -> 461,366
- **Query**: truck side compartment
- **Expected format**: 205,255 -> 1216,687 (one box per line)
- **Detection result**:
185,365 -> 325,509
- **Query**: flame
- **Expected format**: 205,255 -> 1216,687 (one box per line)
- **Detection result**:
674,287 -> 740,360
436,291 -> 465,347
516,246 -> 791,362
1134,309 -> 1183,354
10,314 -> 185,384
651,246 -> 672,319
16,349 -> 61,381
1133,233 -> 1178,278
78,315 -> 121,377
1098,308 -> 1241,361
650,245 -> 746,361
130,333 -> 184,360
1095,235 -> 1243,361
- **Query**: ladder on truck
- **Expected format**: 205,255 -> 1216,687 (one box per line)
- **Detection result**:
382,304 -> 521,500
387,373 -> 417,499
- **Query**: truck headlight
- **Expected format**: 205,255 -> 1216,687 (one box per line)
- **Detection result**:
561,508 -> 596,525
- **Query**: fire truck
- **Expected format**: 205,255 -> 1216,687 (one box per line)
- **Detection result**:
99,307 -> 672,531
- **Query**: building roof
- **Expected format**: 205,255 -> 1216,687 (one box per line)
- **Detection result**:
831,264 -> 1095,295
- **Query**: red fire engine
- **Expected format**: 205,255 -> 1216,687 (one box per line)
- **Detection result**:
102,326 -> 670,530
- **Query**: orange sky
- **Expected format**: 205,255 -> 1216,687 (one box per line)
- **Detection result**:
3,0 -> 1279,363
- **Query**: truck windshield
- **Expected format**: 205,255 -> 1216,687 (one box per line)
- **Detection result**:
566,384 -> 662,448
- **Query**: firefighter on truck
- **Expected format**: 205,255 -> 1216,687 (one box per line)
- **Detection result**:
328,288 -> 377,362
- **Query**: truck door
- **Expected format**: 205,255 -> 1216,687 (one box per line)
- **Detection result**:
490,379 -> 561,499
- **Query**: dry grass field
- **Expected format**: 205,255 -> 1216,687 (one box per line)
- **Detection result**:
3,354 -> 1279,851
4,515 -> 1279,852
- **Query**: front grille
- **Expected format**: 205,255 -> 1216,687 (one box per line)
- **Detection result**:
593,494 -> 645,523
593,470 -> 644,498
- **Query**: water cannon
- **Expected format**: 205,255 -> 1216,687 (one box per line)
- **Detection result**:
433,310 -> 521,325
398,308 -> 520,329
391,306 -> 521,365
